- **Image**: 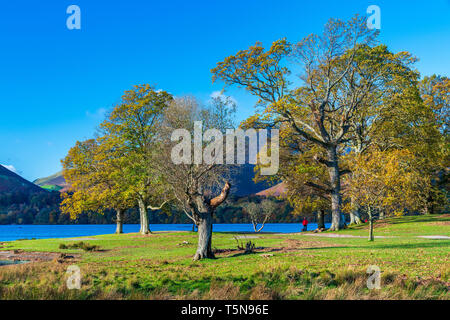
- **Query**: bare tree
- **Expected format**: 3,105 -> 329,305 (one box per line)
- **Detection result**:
242,199 -> 277,232
157,96 -> 235,260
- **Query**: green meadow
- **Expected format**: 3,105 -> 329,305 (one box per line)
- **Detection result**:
0,215 -> 448,300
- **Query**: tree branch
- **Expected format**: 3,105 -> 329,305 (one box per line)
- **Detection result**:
209,181 -> 231,208
147,200 -> 169,211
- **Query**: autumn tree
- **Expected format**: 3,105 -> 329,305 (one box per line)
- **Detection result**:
254,123 -> 332,229
420,75 -> 449,136
100,84 -> 173,234
213,16 -> 421,230
347,148 -> 430,241
358,76 -> 447,216
342,70 -> 447,228
61,138 -> 134,233
157,96 -> 234,260
418,75 -> 450,214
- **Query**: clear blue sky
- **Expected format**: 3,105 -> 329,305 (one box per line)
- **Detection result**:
1,0 -> 449,181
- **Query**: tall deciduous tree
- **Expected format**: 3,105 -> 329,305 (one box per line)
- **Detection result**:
363,79 -> 446,215
213,16 -> 418,230
419,75 -> 450,214
100,84 -> 173,234
61,138 -> 134,233
420,75 -> 449,136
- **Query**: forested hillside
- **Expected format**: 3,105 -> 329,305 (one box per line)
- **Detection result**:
1,164 -> 297,225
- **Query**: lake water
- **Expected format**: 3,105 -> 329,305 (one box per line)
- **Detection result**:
0,223 -> 330,242
0,260 -> 29,266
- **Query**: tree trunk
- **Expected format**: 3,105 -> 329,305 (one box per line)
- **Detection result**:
193,211 -> 214,260
368,207 -> 374,241
252,221 -> 267,233
424,194 -> 434,215
349,209 -> 362,224
115,208 -> 124,234
327,146 -> 345,231
138,200 -> 143,234
379,210 -> 385,220
317,209 -> 325,229
349,197 -> 363,225
341,211 -> 347,227
192,182 -> 230,260
138,208 -> 142,233
138,198 -> 151,235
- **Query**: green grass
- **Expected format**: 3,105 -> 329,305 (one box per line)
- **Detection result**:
0,215 -> 448,300
40,185 -> 63,192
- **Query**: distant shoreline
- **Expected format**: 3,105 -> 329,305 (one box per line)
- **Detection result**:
0,223 -> 326,242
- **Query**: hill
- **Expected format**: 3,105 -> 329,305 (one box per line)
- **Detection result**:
255,182 -> 287,197
34,165 -> 271,196
0,165 -> 44,194
0,166 -> 63,225
33,171 -> 69,192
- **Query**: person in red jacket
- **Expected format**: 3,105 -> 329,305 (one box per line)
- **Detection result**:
302,217 -> 308,232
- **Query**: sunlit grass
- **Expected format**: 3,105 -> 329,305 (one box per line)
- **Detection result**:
0,215 -> 448,299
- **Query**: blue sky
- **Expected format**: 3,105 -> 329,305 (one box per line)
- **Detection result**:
0,0 -> 449,181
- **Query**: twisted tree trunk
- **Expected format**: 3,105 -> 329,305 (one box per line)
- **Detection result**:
192,182 -> 230,261
115,208 -> 124,234
193,211 -> 214,260
251,215 -> 270,233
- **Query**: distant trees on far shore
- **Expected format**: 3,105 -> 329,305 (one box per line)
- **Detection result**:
0,190 -> 306,225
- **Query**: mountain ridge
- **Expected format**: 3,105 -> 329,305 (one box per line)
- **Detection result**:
0,165 -> 45,194
34,165 -> 273,197
33,171 -> 69,192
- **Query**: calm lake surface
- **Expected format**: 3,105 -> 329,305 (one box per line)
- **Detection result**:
0,223 -> 330,241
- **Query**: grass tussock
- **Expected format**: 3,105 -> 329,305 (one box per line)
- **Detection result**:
59,242 -> 100,252
205,282 -> 241,300
1,262 -> 448,300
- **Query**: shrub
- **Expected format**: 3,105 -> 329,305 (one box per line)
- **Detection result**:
234,237 -> 256,254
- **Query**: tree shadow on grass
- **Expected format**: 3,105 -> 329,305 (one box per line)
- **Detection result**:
364,241 -> 449,250
216,240 -> 448,259
298,246 -> 353,251
225,246 -> 353,258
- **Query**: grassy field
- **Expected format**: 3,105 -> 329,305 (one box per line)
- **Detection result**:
0,215 -> 449,300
